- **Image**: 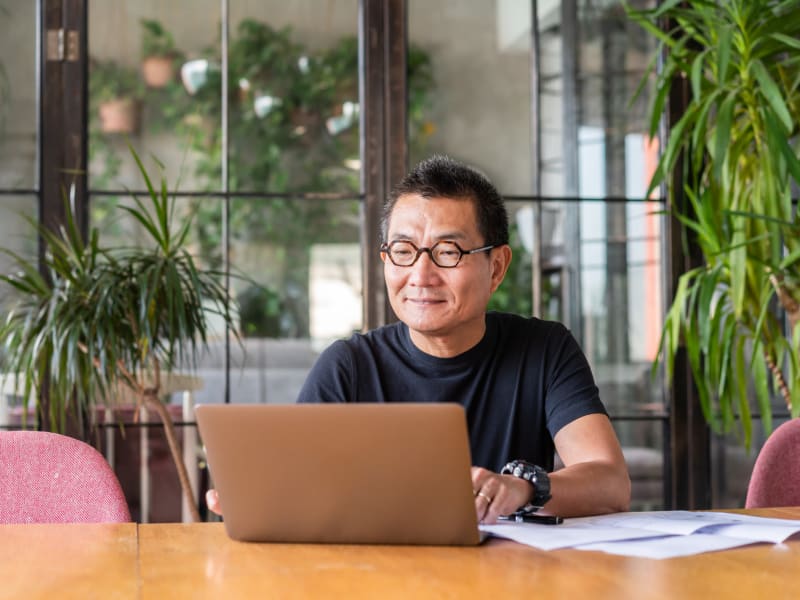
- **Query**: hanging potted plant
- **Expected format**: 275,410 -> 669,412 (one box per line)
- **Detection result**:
625,0 -> 800,448
0,147 -> 239,521
90,58 -> 144,134
140,19 -> 181,88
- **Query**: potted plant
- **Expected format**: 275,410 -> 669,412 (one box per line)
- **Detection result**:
625,0 -> 800,447
90,58 -> 144,134
0,147 -> 239,521
140,19 -> 181,88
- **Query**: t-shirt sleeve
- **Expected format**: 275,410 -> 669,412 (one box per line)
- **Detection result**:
543,323 -> 608,438
296,339 -> 354,403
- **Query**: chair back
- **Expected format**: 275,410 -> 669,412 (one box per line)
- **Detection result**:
0,430 -> 131,523
745,418 -> 800,508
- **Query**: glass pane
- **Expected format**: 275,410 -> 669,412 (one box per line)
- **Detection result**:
225,196 -> 362,404
613,419 -> 665,511
88,1 -> 222,190
0,195 -> 43,426
538,0 -> 658,200
408,0 -> 533,196
89,1 -> 360,194
530,0 -> 665,416
578,199 -> 665,416
227,1 -> 359,194
0,194 -> 38,308
496,200 -> 564,322
0,3 -> 37,189
490,201 -> 533,317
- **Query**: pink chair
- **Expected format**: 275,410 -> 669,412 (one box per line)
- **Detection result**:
0,430 -> 131,523
745,419 -> 800,508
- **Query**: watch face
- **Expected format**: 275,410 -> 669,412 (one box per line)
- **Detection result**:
502,460 -> 552,511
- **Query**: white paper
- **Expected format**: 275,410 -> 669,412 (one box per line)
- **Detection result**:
480,521 -> 659,550
480,510 -> 800,559
576,533 -> 756,560
568,510 -> 800,542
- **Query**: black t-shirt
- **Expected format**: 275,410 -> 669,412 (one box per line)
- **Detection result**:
297,312 -> 607,472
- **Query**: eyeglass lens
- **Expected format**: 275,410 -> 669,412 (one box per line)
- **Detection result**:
385,240 -> 463,267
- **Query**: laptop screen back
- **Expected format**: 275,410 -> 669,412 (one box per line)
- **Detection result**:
195,403 -> 481,545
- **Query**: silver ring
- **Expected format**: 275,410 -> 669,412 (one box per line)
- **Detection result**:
476,491 -> 492,504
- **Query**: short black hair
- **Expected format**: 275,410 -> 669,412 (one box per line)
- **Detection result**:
381,155 -> 509,246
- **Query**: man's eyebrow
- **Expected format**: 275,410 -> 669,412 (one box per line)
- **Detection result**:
387,231 -> 468,242
433,232 -> 468,241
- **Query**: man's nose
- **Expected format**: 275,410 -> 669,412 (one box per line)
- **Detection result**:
408,249 -> 439,280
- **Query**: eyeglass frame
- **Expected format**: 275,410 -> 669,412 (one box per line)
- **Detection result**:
379,239 -> 497,268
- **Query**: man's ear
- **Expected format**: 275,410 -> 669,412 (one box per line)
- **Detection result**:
489,244 -> 513,293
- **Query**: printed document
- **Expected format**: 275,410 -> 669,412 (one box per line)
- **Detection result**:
479,511 -> 800,559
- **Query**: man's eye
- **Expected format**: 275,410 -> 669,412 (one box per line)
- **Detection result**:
393,249 -> 413,257
437,249 -> 459,257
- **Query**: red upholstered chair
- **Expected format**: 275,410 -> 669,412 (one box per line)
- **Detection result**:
745,418 -> 800,508
0,430 -> 131,523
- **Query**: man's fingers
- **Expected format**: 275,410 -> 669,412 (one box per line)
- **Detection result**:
206,489 -> 222,516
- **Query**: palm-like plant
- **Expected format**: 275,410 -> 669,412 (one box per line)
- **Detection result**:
0,148 -> 238,520
626,0 -> 800,448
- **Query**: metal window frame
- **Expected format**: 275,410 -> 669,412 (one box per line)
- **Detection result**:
32,0 -> 711,512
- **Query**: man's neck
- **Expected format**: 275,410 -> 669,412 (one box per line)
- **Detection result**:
407,318 -> 486,358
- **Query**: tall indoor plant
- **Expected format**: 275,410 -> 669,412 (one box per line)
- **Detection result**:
626,0 -> 800,447
0,148 -> 238,520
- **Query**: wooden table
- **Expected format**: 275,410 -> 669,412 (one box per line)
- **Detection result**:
0,523 -> 138,599
3,509 -> 800,599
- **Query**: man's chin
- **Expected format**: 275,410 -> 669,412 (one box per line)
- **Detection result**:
403,315 -> 453,338
397,304 -> 449,325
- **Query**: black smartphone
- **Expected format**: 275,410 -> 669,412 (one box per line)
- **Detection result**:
498,513 -> 563,525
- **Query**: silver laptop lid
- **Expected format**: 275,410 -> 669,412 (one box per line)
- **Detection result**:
195,403 -> 482,545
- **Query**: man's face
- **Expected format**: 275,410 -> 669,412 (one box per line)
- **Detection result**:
381,193 -> 511,356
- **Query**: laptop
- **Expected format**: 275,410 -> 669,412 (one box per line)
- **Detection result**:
195,403 -> 484,545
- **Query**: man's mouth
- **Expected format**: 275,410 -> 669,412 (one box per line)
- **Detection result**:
406,297 -> 444,305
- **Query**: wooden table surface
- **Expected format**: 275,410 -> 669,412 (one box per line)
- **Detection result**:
3,508 -> 800,599
0,522 -> 138,600
137,509 -> 800,600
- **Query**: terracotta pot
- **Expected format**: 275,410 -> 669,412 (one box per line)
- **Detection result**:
98,98 -> 139,134
142,56 -> 175,88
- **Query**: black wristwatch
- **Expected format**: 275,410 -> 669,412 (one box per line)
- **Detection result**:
501,459 -> 552,513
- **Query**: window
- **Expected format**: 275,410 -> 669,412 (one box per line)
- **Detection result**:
409,0 -> 666,509
5,0 -> 770,516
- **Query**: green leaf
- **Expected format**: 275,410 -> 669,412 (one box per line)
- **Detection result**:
752,343 -> 773,437
729,227 -> 747,318
712,92 -> 735,181
734,336 -> 752,449
717,24 -> 732,84
717,313 -> 736,400
770,32 -> 800,51
690,50 -> 707,100
751,59 -> 793,131
780,247 -> 800,269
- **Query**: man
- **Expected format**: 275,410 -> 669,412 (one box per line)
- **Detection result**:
209,155 -> 630,522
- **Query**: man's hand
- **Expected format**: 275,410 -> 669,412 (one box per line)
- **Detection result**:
471,466 -> 534,524
206,489 -> 222,516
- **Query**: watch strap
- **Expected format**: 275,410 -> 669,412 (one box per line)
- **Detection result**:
501,459 -> 552,513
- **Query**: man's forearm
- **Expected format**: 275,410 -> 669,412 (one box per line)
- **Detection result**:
544,461 -> 631,517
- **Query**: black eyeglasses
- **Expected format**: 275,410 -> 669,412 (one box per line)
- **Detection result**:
380,240 -> 495,268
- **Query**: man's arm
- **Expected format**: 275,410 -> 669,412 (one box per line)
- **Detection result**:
546,413 -> 630,516
472,413 -> 629,523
